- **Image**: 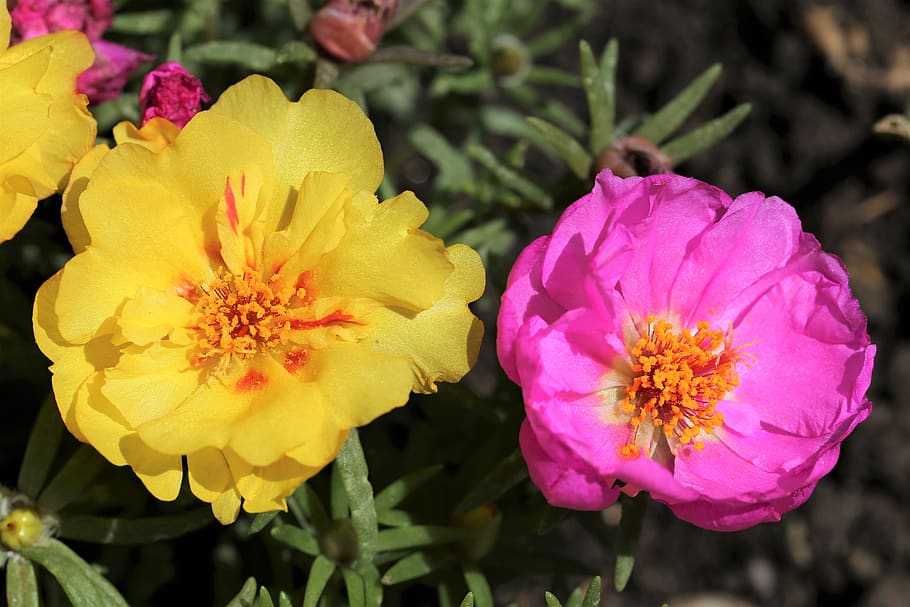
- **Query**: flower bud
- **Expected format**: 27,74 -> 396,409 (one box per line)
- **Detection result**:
595,135 -> 673,177
310,0 -> 400,63
139,62 -> 210,128
1,508 -> 46,551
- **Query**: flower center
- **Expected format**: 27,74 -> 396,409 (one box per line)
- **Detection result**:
619,316 -> 740,458
193,268 -> 300,365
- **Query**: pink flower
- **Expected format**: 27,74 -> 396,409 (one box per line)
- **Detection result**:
497,171 -> 875,531
9,0 -> 152,102
9,0 -> 112,41
310,0 -> 400,63
139,62 -> 209,128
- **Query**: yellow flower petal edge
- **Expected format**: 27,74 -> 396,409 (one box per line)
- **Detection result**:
0,5 -> 96,243
33,75 -> 485,524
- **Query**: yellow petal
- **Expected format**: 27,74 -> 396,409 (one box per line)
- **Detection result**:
263,171 -> 351,275
365,244 -> 485,393
33,272 -> 120,441
61,144 -> 109,253
224,449 -> 320,514
187,447 -> 233,503
1,30 -> 95,197
317,191 -> 453,310
72,375 -> 131,466
101,343 -> 201,428
0,48 -> 52,166
112,118 -> 180,152
311,343 -> 413,427
0,175 -> 38,244
78,147 -> 212,279
211,488 -> 242,524
1,5 -> 10,50
226,361 -> 332,467
285,427 -> 349,468
116,287 -> 195,346
209,76 -> 383,205
120,434 -> 183,501
215,165 -> 271,274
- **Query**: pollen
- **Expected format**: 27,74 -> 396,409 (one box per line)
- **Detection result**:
192,268 -> 296,366
619,316 -> 741,456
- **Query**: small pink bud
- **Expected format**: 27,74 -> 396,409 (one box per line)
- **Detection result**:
139,62 -> 210,128
310,0 -> 400,63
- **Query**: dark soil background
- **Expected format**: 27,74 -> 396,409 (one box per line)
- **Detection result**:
526,1 -> 910,606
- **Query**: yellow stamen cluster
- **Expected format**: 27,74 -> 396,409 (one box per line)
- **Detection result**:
619,316 -> 740,458
194,268 -> 301,365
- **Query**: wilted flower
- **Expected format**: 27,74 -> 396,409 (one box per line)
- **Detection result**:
139,62 -> 209,128
9,0 -> 152,102
0,3 -> 95,243
310,0 -> 400,63
34,75 -> 484,524
498,170 -> 874,531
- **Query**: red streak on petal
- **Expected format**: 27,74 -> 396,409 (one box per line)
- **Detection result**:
241,171 -> 246,197
283,349 -> 309,374
236,369 -> 268,392
290,310 -> 361,330
224,176 -> 239,234
174,279 -> 199,302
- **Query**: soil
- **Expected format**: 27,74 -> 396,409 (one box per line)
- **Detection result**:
526,1 -> 910,606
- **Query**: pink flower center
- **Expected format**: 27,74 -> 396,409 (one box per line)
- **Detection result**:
619,316 -> 741,458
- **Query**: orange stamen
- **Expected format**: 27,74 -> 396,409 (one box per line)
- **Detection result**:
619,316 -> 741,457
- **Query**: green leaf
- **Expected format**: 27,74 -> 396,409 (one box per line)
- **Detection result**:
614,493 -> 649,592
376,508 -> 416,528
361,563 -> 383,607
479,107 -> 552,154
288,0 -> 314,30
463,565 -> 493,607
20,539 -> 128,607
342,568 -> 366,607
580,39 -> 617,153
109,10 -> 175,34
331,460 -> 350,519
410,126 -> 474,192
454,448 -> 528,515
275,41 -> 317,65
302,555 -> 335,607
544,592 -> 563,607
288,483 -> 329,533
459,592 -> 475,607
225,577 -> 258,607
660,103 -> 752,164
184,41 -> 277,71
565,587 -> 582,607
376,526 -> 474,552
166,32 -> 183,63
336,430 -> 379,570
382,551 -> 454,585
7,556 -> 39,607
374,464 -> 443,512
278,592 -> 292,607
270,524 -> 319,557
582,577 -> 602,607
18,395 -> 65,497
59,509 -> 212,544
526,66 -> 580,87
258,587 -> 275,607
634,64 -> 722,145
38,445 -> 106,512
527,117 -> 592,179
466,144 -> 552,210
248,511 -> 280,535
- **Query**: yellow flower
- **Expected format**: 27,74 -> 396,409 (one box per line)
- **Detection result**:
33,75 -> 485,524
0,5 -> 95,243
